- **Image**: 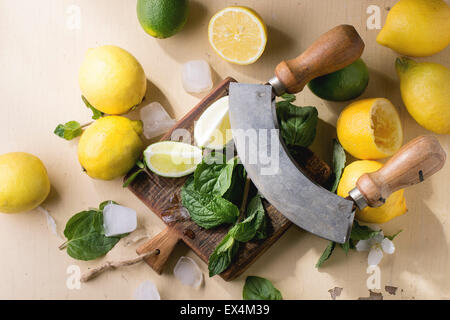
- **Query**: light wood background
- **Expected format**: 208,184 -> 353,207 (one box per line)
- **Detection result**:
0,0 -> 448,300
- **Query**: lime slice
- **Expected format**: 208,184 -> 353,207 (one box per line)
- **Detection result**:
143,141 -> 203,178
194,96 -> 232,149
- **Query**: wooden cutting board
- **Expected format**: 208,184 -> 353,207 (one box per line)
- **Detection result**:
126,77 -> 331,281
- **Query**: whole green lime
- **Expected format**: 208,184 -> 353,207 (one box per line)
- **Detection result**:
137,0 -> 189,39
308,58 -> 369,101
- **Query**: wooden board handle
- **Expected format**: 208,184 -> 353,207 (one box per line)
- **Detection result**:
274,25 -> 364,94
356,136 -> 446,207
136,227 -> 180,274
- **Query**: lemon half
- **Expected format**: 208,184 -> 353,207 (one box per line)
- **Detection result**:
337,98 -> 403,160
194,96 -> 232,149
208,6 -> 267,65
144,141 -> 203,178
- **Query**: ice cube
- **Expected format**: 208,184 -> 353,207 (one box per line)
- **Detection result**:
103,204 -> 137,237
182,60 -> 213,93
140,102 -> 176,139
173,256 -> 203,288
134,280 -> 161,300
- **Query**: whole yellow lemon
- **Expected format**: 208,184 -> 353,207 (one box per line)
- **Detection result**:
79,45 -> 147,115
78,116 -> 144,180
376,0 -> 450,57
396,57 -> 450,134
0,152 -> 50,213
337,160 -> 407,224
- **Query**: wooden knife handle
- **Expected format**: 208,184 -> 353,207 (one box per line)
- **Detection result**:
273,25 -> 364,94
356,136 -> 446,207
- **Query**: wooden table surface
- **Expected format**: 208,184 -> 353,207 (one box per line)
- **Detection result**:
0,0 -> 448,300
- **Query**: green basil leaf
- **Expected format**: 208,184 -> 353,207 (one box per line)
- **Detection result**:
350,221 -> 380,241
194,153 -> 236,197
330,139 -> 346,193
54,121 -> 83,140
276,102 -> 318,147
181,177 -> 239,229
243,276 -> 283,300
229,195 -> 266,242
315,241 -> 336,268
82,95 -> 103,120
208,233 -> 239,277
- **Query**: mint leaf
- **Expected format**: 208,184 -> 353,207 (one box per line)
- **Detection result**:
136,159 -> 145,169
340,239 -> 355,255
194,153 -> 236,197
254,213 -> 268,240
229,195 -> 266,242
276,102 -> 318,147
330,139 -> 346,193
62,201 -> 126,261
54,121 -> 83,140
243,276 -> 282,300
280,93 -> 296,103
98,200 -> 118,212
222,164 -> 247,207
316,222 -> 380,267
82,95 -> 103,119
63,210 -> 102,240
350,221 -> 380,241
67,232 -> 121,261
315,241 -> 336,268
63,209 -> 121,261
181,177 -> 239,229
208,234 -> 239,277
386,230 -> 402,241
123,159 -> 147,188
123,169 -> 145,188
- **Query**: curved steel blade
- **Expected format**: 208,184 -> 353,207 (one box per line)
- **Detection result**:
228,83 -> 354,243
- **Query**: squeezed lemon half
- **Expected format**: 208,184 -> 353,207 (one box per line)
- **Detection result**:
337,98 -> 403,160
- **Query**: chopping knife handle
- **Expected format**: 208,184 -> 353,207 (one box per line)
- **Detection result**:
355,135 -> 446,208
271,24 -> 364,95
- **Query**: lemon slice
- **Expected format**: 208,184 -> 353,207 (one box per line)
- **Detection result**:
144,141 -> 203,178
194,96 -> 233,149
337,98 -> 403,159
208,6 -> 267,65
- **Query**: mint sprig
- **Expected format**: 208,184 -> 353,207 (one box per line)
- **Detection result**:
54,121 -> 83,140
181,176 -> 239,229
